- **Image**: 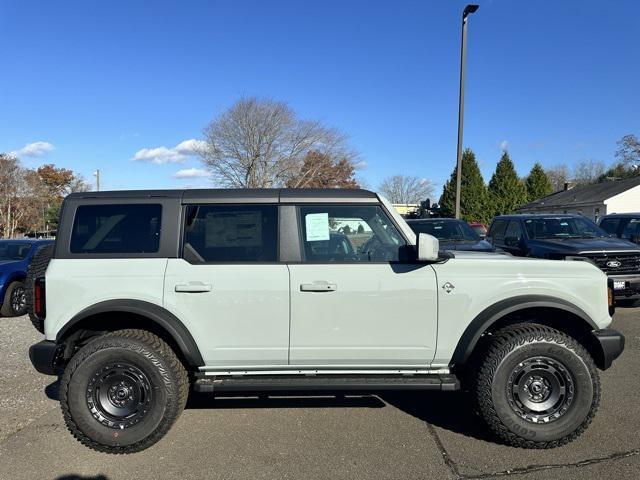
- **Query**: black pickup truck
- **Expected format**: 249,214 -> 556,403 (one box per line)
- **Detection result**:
488,214 -> 640,300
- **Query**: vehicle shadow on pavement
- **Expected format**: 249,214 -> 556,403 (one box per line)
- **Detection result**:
379,391 -> 495,443
45,378 -> 61,400
186,391 -> 386,409
55,476 -> 109,480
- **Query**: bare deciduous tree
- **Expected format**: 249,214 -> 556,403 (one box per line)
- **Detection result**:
378,175 -> 435,204
544,164 -> 570,192
571,159 -> 606,185
198,97 -> 356,188
616,134 -> 640,167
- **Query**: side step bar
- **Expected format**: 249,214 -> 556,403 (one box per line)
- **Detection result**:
193,374 -> 460,393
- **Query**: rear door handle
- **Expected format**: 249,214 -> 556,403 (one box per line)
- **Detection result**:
300,282 -> 337,292
175,282 -> 212,293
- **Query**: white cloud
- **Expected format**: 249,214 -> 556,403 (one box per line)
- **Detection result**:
354,160 -> 368,170
499,140 -> 509,151
173,168 -> 211,179
9,141 -> 55,158
132,139 -> 207,164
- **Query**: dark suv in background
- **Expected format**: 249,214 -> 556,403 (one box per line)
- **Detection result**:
488,214 -> 640,300
599,213 -> 640,245
406,218 -> 495,252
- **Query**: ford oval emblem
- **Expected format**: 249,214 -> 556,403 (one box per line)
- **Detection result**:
607,260 -> 622,268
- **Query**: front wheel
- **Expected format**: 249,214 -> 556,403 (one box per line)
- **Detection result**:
474,324 -> 600,448
60,329 -> 189,454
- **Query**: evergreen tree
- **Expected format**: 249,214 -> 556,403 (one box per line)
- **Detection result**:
488,151 -> 528,216
439,148 -> 490,223
525,163 -> 553,201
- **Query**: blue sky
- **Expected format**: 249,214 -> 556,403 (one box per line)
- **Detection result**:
1,0 -> 638,196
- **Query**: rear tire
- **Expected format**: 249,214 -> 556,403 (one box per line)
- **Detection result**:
25,244 -> 54,333
474,324 -> 600,448
1,281 -> 27,316
60,329 -> 189,454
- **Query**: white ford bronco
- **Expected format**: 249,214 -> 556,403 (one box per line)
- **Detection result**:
27,188 -> 624,454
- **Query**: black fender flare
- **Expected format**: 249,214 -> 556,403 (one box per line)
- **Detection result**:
56,299 -> 204,367
450,295 -> 599,366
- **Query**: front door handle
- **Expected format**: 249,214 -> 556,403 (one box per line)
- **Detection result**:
175,282 -> 212,293
300,282 -> 337,292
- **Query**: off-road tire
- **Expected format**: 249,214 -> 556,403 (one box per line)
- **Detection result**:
25,244 -> 54,333
474,324 -> 600,448
1,281 -> 27,316
60,329 -> 189,454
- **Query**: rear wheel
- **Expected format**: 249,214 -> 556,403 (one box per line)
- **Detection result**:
1,281 -> 27,316
474,324 -> 600,448
60,329 -> 189,454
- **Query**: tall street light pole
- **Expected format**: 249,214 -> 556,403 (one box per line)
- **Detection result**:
454,4 -> 479,219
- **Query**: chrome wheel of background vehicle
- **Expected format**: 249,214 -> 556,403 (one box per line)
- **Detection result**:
10,285 -> 26,315
506,356 -> 574,424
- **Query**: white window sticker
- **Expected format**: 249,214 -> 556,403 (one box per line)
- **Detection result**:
305,213 -> 330,241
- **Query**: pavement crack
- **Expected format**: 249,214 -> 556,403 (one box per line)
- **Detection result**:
426,423 -> 464,479
462,448 -> 640,479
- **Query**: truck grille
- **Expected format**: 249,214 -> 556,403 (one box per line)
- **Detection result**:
586,253 -> 640,274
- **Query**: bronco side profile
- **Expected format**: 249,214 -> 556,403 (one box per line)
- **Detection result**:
28,189 -> 624,454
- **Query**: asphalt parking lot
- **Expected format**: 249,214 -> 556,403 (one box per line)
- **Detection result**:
0,310 -> 638,480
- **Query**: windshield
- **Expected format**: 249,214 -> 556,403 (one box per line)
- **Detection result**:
408,220 -> 480,242
524,217 -> 607,239
0,243 -> 31,261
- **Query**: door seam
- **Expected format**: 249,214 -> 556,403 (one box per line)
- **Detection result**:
286,263 -> 292,365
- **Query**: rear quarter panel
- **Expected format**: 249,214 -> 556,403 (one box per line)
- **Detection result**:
44,258 -> 168,340
431,255 -> 611,367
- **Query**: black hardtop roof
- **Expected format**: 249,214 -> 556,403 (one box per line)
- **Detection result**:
67,188 -> 378,204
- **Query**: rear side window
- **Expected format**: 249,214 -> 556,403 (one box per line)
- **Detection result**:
599,218 -> 621,236
489,219 -> 508,242
70,204 -> 162,254
183,205 -> 278,263
505,220 -> 523,241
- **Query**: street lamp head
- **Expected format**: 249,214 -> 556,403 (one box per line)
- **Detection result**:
463,4 -> 479,17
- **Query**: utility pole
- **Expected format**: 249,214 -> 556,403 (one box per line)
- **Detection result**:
94,169 -> 101,192
455,4 -> 479,219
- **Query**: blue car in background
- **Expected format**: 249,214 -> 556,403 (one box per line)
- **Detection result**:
0,239 -> 54,317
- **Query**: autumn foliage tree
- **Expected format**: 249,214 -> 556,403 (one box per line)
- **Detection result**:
0,155 -> 89,237
286,151 -> 358,188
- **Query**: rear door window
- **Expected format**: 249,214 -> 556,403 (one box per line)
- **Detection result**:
70,204 -> 162,254
182,205 -> 278,262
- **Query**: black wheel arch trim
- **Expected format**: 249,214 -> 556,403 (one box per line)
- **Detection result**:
56,299 -> 205,367
450,295 -> 599,366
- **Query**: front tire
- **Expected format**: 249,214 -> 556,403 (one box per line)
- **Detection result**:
474,324 -> 600,448
60,329 -> 189,454
1,281 -> 27,317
